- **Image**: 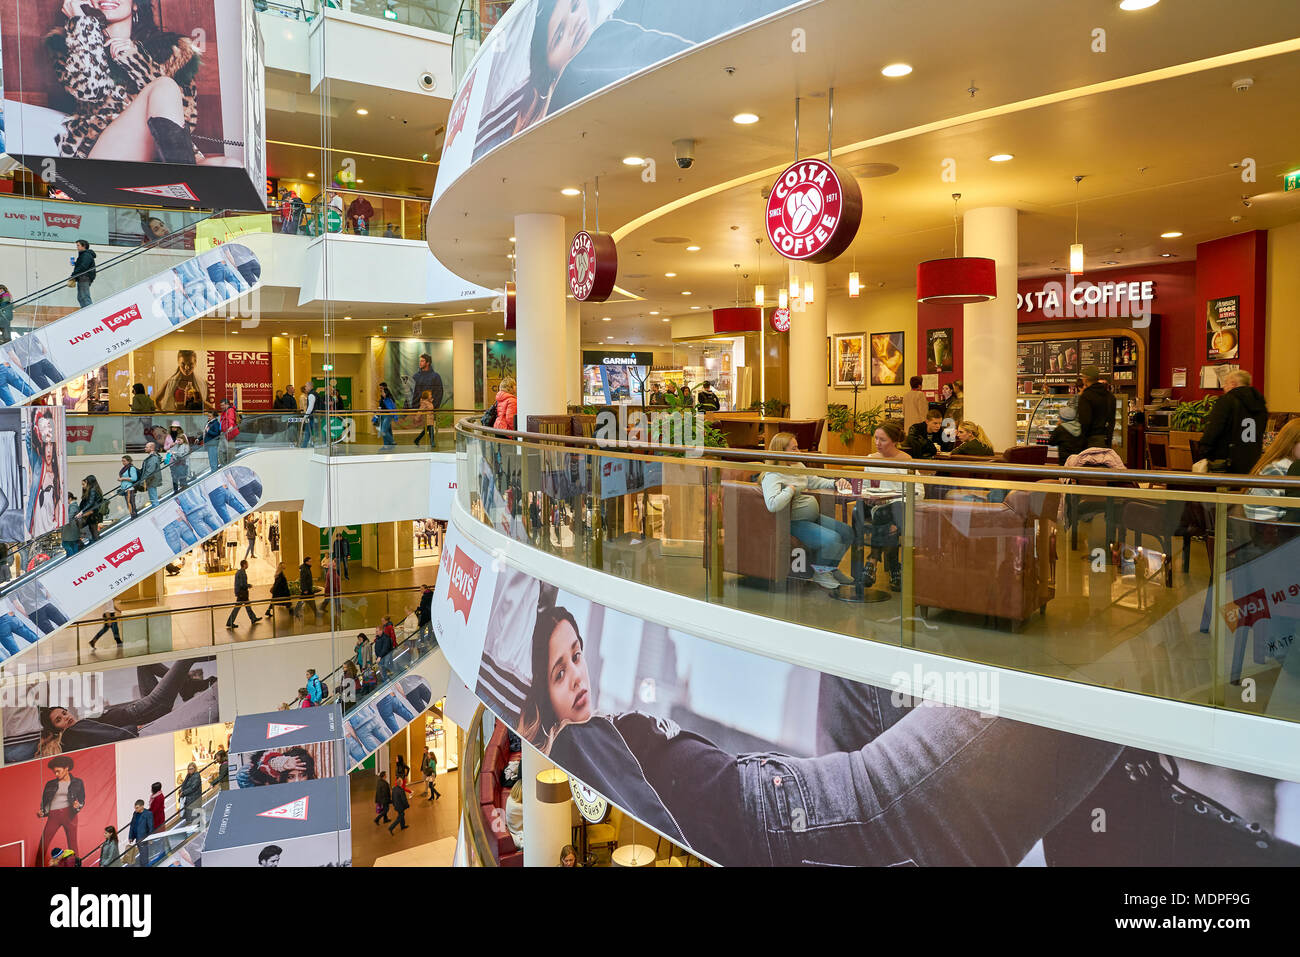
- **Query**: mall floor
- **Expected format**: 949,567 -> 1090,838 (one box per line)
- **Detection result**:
350,767 -> 461,867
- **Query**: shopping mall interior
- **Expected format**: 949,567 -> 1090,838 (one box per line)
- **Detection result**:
0,0 -> 1297,893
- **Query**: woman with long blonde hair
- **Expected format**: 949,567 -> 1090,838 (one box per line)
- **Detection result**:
952,420 -> 994,456
759,432 -> 854,590
1245,418 -> 1300,521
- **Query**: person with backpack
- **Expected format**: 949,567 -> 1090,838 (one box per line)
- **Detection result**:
219,399 -> 240,466
306,668 -> 323,705
75,476 -> 105,542
139,442 -> 163,509
201,411 -> 221,476
117,455 -> 141,519
68,239 -> 96,308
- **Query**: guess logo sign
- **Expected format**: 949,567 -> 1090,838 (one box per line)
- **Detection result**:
43,211 -> 82,229
446,546 -> 481,623
102,304 -> 143,332
770,308 -> 791,332
1223,588 -> 1271,630
105,538 -> 145,568
765,158 -> 862,263
66,426 -> 94,443
568,230 -> 618,302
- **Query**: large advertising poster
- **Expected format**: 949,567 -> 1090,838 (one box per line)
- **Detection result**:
228,704 -> 343,788
0,243 -> 260,409
436,0 -> 805,198
383,340 -> 453,411
2,655 -> 218,766
203,776 -> 350,867
0,197 -> 200,248
1207,295 -> 1240,361
343,674 -> 433,768
0,405 -> 67,543
0,743 -> 116,866
153,348 -> 271,411
0,0 -> 267,211
434,523 -> 1300,867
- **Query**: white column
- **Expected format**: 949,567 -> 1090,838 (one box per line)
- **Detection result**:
452,319 -> 475,411
521,743 -> 573,868
962,207 -> 1019,450
788,261 -> 828,431
514,213 -> 568,426
565,298 -> 582,408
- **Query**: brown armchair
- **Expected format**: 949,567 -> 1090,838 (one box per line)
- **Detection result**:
717,479 -> 837,586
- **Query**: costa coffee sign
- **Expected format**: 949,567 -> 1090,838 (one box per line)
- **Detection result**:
568,230 -> 618,302
446,546 -> 482,623
770,308 -> 791,333
765,158 -> 862,263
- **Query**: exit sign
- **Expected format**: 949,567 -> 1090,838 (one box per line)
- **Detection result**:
1285,170 -> 1300,192
322,364 -> 334,372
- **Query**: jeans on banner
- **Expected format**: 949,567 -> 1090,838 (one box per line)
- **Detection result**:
23,359 -> 61,390
163,521 -> 199,554
351,711 -> 389,753
377,695 -> 414,735
207,486 -> 246,524
0,365 -> 35,405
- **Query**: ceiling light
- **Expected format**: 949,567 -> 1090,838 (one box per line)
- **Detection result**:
778,288 -> 788,310
606,335 -> 614,339
601,316 -> 612,321
1102,260 -> 1119,266
1119,0 -> 1159,10
307,172 -> 316,178
681,291 -> 692,296
356,179 -> 364,184
231,330 -> 239,335
664,272 -> 677,278
356,108 -> 369,115
881,63 -> 913,77
691,306 -> 701,310
1069,175 -> 1085,276
649,310 -> 660,315
622,156 -> 644,166
1161,252 -> 1174,258
803,280 -> 815,304
754,284 -> 765,307
848,271 -> 861,298
466,309 -> 474,313
1160,231 -> 1183,239
343,315 -> 352,320
661,318 -> 670,322
509,236 -> 516,243
685,245 -> 701,252
988,153 -> 1014,163
561,187 -> 581,196
732,112 -> 760,125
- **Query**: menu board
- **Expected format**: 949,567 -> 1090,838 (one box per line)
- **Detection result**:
1078,338 -> 1113,374
1017,341 -> 1046,376
1045,340 -> 1079,375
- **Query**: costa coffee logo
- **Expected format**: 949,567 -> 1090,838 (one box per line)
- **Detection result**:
770,308 -> 791,332
765,158 -> 862,263
446,546 -> 481,623
445,71 -> 475,152
66,426 -> 94,443
568,230 -> 618,302
105,538 -> 145,568
1223,588 -> 1271,630
43,211 -> 82,229
102,304 -> 143,332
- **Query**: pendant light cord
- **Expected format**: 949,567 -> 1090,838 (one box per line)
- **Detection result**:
1073,174 -> 1083,244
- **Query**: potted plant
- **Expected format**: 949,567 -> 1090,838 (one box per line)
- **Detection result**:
1169,396 -> 1216,470
824,402 -> 883,456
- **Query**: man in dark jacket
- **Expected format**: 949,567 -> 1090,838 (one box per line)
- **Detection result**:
226,559 -> 259,628
179,762 -> 202,824
408,354 -> 444,411
373,623 -> 395,681
388,774 -> 411,833
140,442 -> 163,508
275,385 -> 297,410
128,799 -> 153,866
38,755 -> 85,865
69,239 -> 96,308
695,382 -> 721,412
1200,369 -> 1268,474
373,771 -> 392,825
901,409 -> 944,459
1076,366 -> 1117,448
416,583 -> 433,646
293,558 -> 316,617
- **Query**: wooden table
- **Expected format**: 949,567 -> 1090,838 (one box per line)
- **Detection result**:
834,489 -> 902,603
705,413 -> 823,450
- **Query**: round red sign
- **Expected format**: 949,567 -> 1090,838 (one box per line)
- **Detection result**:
770,308 -> 791,332
765,158 -> 863,264
568,230 -> 618,302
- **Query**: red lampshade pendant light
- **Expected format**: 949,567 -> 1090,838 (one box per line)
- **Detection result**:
916,193 -> 997,304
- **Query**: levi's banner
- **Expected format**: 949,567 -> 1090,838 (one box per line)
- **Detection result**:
0,244 -> 261,409
433,521 -> 1300,866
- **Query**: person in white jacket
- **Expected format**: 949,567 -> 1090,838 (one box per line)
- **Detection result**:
760,432 -> 854,589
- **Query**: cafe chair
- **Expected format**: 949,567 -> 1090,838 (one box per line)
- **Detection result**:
1120,501 -> 1177,587
1145,433 -> 1169,470
586,807 -> 623,860
1002,445 -> 1048,466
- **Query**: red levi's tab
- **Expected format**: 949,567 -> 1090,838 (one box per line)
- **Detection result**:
1223,588 -> 1271,630
104,538 -> 145,568
446,546 -> 482,623
102,304 -> 144,332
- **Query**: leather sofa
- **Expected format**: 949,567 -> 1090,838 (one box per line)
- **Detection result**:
477,721 -> 523,866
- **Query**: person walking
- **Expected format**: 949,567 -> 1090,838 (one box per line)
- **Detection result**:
388,773 -> 411,834
219,399 -> 239,466
117,455 -> 140,519
902,376 -> 928,433
268,521 -> 280,555
264,562 -> 292,618
1076,366 -> 1117,449
422,747 -> 441,800
68,239 -> 96,308
376,382 -> 397,450
243,515 -> 258,560
373,771 -> 392,825
331,529 -> 350,580
293,557 -> 317,617
140,442 -> 163,509
323,558 -> 343,618
300,381 -> 319,448
130,383 -> 155,412
88,599 -> 120,649
76,476 -> 104,542
200,411 -> 221,476
306,668 -> 323,705
225,560 -> 259,629
1200,369 -> 1268,474
127,800 -> 152,867
179,762 -> 202,825
99,826 -> 121,867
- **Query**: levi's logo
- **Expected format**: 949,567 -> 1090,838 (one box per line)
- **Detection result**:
105,538 -> 145,568
445,70 -> 474,151
1224,588 -> 1271,629
447,546 -> 481,623
258,797 -> 309,821
102,304 -> 143,332
43,211 -> 81,229
66,426 -> 94,443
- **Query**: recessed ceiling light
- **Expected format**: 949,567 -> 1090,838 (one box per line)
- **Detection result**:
1119,0 -> 1159,10
356,108 -> 369,115
601,316 -> 612,321
881,63 -> 913,78
509,236 -> 516,243
690,306 -> 701,310
506,253 -> 515,259
664,272 -> 677,278
662,317 -> 670,322
307,172 -> 316,178
561,187 -> 581,196
681,291 -> 692,296
988,153 -> 1014,162
1160,231 -> 1183,238
685,245 -> 701,252
649,311 -> 660,315
606,335 -> 614,339
466,309 -> 475,312
231,330 -> 239,335
356,179 -> 364,184
343,315 -> 352,320
1160,253 -> 1174,258
732,112 -> 760,125
1101,260 -> 1119,266
279,331 -> 289,335
622,156 -> 644,166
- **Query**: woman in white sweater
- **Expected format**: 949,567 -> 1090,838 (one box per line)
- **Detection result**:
760,432 -> 854,589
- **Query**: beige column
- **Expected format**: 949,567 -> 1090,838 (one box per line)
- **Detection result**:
452,319 -> 475,412
788,261 -> 828,435
565,298 -> 582,409
513,213 -> 567,425
962,207 -> 1019,450
522,744 -> 573,867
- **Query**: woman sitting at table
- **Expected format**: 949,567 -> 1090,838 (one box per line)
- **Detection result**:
1244,418 -> 1300,522
859,423 -> 912,591
951,421 -> 995,456
760,432 -> 853,591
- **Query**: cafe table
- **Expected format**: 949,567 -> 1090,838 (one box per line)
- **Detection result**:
832,484 -> 902,603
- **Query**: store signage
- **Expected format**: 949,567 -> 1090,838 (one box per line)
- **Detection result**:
258,796 -> 310,821
770,308 -> 791,332
764,157 -> 863,263
581,351 -> 650,366
1017,278 -> 1155,317
446,546 -> 482,622
570,778 -> 609,823
568,230 -> 618,302
267,722 -> 307,740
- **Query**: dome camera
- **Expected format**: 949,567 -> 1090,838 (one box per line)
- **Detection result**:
418,71 -> 437,93
673,138 -> 696,170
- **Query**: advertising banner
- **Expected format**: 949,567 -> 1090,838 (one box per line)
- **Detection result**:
0,0 -> 267,211
0,244 -> 261,409
435,0 -> 805,199
596,456 -> 662,500
2,655 -> 219,766
383,340 -> 452,411
1207,295 -> 1240,361
0,405 -> 67,544
0,743 -> 116,867
428,459 -> 458,521
343,673 -> 434,768
228,705 -> 344,789
202,776 -> 350,867
433,523 -> 1300,866
926,328 -> 954,374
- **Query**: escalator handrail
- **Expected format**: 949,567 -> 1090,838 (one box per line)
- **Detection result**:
92,756 -> 224,867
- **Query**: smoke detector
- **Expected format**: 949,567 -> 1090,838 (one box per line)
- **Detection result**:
1232,76 -> 1254,93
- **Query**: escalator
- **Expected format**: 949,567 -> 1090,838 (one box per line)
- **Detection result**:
1,214 -> 262,409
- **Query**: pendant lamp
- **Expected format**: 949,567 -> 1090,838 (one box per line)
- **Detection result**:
848,256 -> 861,298
1069,175 -> 1084,276
916,193 -> 997,304
778,287 -> 788,309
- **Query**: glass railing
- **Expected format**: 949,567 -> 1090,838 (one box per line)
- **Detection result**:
94,756 -> 225,867
456,417 -> 1300,726
0,195 -> 209,251
262,0 -> 459,33
254,189 -> 432,241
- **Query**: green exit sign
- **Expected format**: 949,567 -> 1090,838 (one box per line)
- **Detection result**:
322,364 -> 334,371
1286,169 -> 1300,192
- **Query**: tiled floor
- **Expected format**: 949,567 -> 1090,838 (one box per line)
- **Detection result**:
350,767 -> 461,867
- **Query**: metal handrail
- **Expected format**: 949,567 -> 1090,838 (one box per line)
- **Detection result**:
93,756 -> 224,867
459,703 -> 499,866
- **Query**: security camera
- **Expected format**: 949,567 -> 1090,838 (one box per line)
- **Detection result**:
418,71 -> 437,93
1241,197 -> 1253,208
673,138 -> 695,170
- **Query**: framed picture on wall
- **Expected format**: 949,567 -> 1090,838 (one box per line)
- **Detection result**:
926,328 -> 954,373
832,333 -> 867,387
870,332 -> 905,386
